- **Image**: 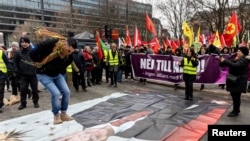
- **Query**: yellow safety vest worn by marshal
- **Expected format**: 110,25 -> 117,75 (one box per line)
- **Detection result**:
66,64 -> 72,73
183,57 -> 197,75
103,50 -> 109,62
0,50 -> 7,73
108,50 -> 119,66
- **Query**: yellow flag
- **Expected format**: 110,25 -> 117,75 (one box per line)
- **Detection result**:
183,21 -> 193,46
183,21 -> 192,38
213,30 -> 221,48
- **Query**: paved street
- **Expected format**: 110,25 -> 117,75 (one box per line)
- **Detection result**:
1,78 -> 250,141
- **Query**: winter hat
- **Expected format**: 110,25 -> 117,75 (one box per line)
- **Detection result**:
11,41 -> 19,48
238,46 -> 249,56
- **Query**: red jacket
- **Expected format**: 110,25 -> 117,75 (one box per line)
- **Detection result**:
83,50 -> 93,71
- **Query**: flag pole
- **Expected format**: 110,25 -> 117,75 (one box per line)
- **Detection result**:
235,11 -> 239,47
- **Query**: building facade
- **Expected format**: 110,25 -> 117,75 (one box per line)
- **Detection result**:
0,0 -> 161,46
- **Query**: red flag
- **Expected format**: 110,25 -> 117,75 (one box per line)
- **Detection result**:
173,40 -> 180,47
125,25 -> 132,46
199,34 -> 206,44
146,12 -> 157,36
207,33 -> 215,44
171,40 -> 178,52
133,26 -> 142,47
95,33 -> 103,60
223,11 -> 241,46
219,34 -> 226,48
165,37 -> 171,47
149,38 -> 160,54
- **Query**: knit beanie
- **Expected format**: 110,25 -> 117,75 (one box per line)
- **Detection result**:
239,46 -> 249,56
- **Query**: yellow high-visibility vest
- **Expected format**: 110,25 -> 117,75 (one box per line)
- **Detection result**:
108,50 -> 118,66
183,57 -> 197,75
103,50 -> 109,62
0,50 -> 7,73
66,64 -> 72,73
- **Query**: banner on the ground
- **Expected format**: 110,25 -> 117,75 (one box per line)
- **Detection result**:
131,54 -> 234,84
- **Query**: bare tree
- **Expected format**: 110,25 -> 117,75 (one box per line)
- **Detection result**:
156,0 -> 194,39
157,0 -> 250,42
237,0 -> 250,39
190,0 -> 231,34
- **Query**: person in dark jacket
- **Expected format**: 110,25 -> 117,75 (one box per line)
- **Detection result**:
13,37 -> 39,110
72,48 -> 86,92
91,46 -> 102,85
178,47 -> 199,101
139,45 -> 147,85
218,46 -> 249,117
117,47 -> 125,83
207,44 -> 220,55
165,46 -> 174,55
124,45 -> 134,81
157,47 -> 165,55
29,37 -> 77,124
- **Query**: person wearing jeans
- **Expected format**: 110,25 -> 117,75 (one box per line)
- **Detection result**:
29,37 -> 77,124
37,74 -> 69,115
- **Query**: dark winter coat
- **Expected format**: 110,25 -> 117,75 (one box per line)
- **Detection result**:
72,49 -> 85,73
220,57 -> 248,93
29,38 -> 73,76
13,46 -> 37,76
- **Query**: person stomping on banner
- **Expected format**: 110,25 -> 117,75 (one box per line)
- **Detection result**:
29,28 -> 77,124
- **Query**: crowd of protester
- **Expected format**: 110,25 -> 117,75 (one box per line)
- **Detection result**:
0,32 -> 250,119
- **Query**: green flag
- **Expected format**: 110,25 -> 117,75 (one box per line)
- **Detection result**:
100,39 -> 109,51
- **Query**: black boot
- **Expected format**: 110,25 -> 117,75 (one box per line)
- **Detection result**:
18,102 -> 27,110
200,84 -> 204,90
27,89 -> 32,99
33,101 -> 39,108
227,112 -> 238,117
